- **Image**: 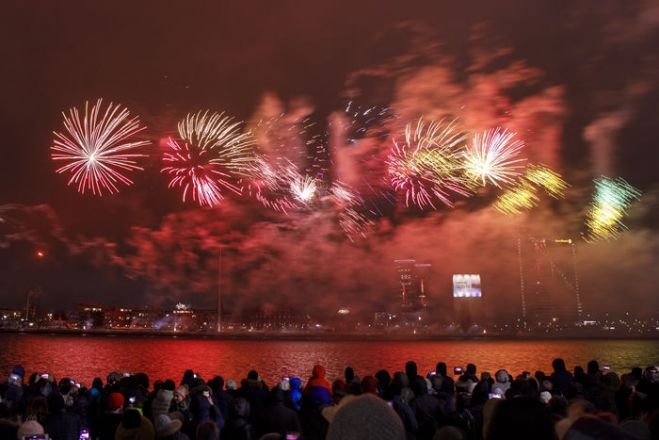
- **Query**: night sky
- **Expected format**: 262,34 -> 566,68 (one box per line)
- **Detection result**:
1,1 -> 658,319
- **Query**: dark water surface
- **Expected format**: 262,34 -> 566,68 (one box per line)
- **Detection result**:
0,334 -> 657,386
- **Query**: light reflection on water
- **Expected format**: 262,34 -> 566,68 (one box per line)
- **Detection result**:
0,335 -> 657,387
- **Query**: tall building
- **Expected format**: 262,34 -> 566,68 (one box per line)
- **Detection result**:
518,237 -> 582,326
394,259 -> 432,310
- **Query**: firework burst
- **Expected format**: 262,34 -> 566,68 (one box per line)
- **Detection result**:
51,99 -> 150,195
161,111 -> 255,207
387,118 -> 469,209
586,177 -> 641,240
290,174 -> 318,204
463,128 -> 526,188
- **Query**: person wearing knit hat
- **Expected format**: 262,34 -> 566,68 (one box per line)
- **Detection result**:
327,394 -> 405,440
154,413 -> 183,439
152,388 -> 174,419
107,392 -> 125,411
16,420 -> 44,440
322,394 -> 357,423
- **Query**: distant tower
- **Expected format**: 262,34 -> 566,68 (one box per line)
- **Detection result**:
414,263 -> 432,308
394,260 -> 431,310
395,259 -> 416,308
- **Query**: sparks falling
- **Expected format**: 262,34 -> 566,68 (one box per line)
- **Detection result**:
161,111 -> 255,207
51,99 -> 150,195
244,156 -> 299,213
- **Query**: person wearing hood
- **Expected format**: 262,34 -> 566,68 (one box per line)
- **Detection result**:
549,358 -> 574,398
485,396 -> 555,440
239,370 -> 268,423
384,382 -> 418,438
180,371 -> 197,391
207,376 -> 233,423
492,370 -> 511,396
256,387 -> 301,439
405,361 -> 423,384
5,365 -> 25,412
223,397 -> 253,440
410,377 -> 441,440
435,363 -> 455,396
288,377 -> 303,412
459,364 -> 478,385
303,365 -> 333,409
304,365 -> 331,395
46,393 -> 82,440
392,372 -> 415,405
190,386 -> 224,434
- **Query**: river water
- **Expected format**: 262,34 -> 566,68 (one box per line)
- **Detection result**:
0,334 -> 657,386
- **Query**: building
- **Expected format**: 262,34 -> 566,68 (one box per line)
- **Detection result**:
518,237 -> 582,327
394,259 -> 432,310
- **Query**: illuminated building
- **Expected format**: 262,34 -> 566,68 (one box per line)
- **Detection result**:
517,237 -> 582,327
394,259 -> 432,310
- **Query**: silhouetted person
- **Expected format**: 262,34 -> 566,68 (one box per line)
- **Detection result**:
486,396 -> 556,440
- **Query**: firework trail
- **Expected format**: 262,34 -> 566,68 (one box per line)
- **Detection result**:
339,208 -> 374,242
494,181 -> 539,215
387,118 -> 470,209
161,111 -> 255,207
343,101 -> 394,144
586,176 -> 641,240
52,99 -> 150,195
244,156 -> 299,213
463,128 -> 526,188
524,164 -> 568,199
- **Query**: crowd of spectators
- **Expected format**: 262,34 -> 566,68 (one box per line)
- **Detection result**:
0,358 -> 657,439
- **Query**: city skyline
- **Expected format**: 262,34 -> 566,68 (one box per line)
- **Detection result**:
1,1 -> 658,320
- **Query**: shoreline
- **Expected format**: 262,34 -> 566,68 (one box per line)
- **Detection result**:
0,327 -> 657,341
